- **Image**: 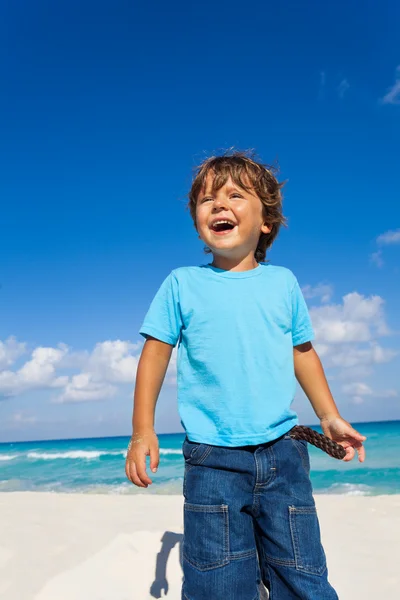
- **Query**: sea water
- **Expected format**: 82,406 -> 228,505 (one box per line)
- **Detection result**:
1,421 -> 399,496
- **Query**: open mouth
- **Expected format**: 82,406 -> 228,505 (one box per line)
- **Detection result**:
209,221 -> 237,235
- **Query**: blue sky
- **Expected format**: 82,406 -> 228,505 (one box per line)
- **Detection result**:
1,1 -> 399,442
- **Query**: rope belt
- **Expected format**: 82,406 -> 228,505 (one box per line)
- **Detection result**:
289,425 -> 346,460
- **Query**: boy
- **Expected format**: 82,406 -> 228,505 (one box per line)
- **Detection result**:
125,151 -> 366,599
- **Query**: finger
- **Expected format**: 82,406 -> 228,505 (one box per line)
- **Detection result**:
344,439 -> 365,463
343,445 -> 355,462
355,441 -> 366,463
125,455 -> 136,483
128,459 -> 149,488
125,456 -> 147,487
125,458 -> 131,482
150,447 -> 159,473
136,453 -> 153,486
349,428 -> 367,442
125,458 -> 137,485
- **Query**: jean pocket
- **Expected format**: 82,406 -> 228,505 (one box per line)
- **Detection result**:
182,438 -> 212,466
183,503 -> 230,571
289,505 -> 327,576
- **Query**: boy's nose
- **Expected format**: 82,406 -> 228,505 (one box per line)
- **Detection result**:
212,195 -> 229,210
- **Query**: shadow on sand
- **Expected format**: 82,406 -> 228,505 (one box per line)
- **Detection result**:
149,532 -> 182,598
149,531 -> 269,599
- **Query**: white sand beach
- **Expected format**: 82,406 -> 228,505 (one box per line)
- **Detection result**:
0,492 -> 399,600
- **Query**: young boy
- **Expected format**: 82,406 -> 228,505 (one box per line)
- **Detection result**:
125,151 -> 366,599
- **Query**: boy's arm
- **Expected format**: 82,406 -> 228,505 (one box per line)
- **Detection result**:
125,336 -> 173,488
293,342 -> 366,462
132,336 -> 173,432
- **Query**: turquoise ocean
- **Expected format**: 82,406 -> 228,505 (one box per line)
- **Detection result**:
1,421 -> 399,496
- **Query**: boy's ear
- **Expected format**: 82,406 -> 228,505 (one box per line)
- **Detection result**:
261,222 -> 272,235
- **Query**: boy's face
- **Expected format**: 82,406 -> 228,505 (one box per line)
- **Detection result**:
195,173 -> 271,260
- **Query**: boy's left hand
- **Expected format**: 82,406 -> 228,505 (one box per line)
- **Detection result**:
320,415 -> 367,463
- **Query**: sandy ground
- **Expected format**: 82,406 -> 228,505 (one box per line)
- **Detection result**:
0,492 -> 399,599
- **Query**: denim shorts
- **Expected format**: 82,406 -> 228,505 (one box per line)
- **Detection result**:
181,432 -> 338,600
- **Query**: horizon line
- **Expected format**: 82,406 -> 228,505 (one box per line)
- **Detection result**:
1,418 -> 399,446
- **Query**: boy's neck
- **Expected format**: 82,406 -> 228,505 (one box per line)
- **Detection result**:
210,254 -> 260,272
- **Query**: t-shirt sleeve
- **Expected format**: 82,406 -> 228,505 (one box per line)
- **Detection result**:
139,272 -> 182,347
290,278 -> 315,346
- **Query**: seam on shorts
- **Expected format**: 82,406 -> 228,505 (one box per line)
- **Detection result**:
290,438 -> 309,473
254,444 -> 277,487
264,552 -> 296,567
252,446 -> 276,517
184,502 -> 229,512
229,548 -> 257,560
184,554 -> 230,571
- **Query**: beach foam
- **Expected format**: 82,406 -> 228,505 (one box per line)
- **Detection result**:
27,450 -> 125,460
321,482 -> 373,495
0,454 -> 18,461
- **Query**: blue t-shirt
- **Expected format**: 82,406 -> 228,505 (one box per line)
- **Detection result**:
139,263 -> 315,446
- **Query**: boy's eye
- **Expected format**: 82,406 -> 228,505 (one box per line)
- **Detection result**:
200,193 -> 242,203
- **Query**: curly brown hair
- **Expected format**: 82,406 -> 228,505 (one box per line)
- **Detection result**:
187,149 -> 287,262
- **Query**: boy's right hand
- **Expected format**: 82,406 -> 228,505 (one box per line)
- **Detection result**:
125,429 -> 159,488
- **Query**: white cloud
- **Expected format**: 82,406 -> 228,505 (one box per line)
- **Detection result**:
302,283 -> 333,304
0,339 -> 139,402
56,373 -> 117,404
370,250 -> 384,268
0,336 -> 27,369
12,411 -> 37,424
0,344 -> 68,398
0,337 -> 177,404
55,340 -> 142,403
351,395 -> 366,405
371,229 -> 400,268
310,292 -> 389,344
329,343 -> 397,369
342,382 -> 373,396
377,228 -> 400,245
84,340 -> 140,384
342,381 -> 397,405
337,78 -> 350,99
310,291 -> 397,399
381,66 -> 400,105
